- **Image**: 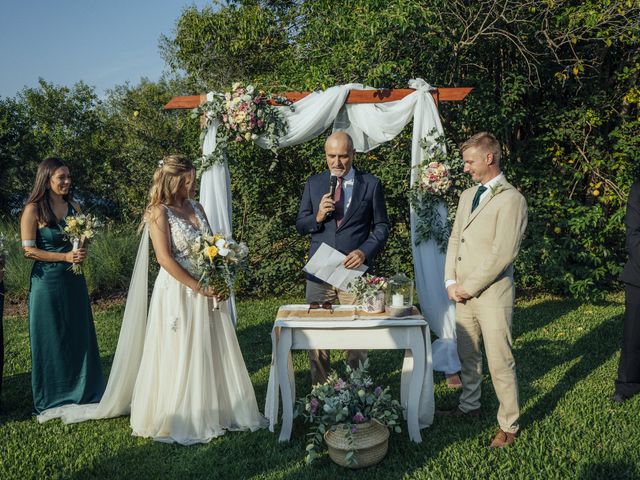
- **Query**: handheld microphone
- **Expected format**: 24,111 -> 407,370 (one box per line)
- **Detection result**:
329,175 -> 338,199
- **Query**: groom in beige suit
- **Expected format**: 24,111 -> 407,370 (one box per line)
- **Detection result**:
440,132 -> 528,448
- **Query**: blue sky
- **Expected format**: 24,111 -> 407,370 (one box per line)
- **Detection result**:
0,0 -> 212,98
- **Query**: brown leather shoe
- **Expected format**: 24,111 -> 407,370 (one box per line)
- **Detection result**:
435,406 -> 481,417
489,429 -> 517,448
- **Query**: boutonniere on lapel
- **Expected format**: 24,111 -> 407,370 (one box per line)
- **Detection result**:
489,182 -> 505,197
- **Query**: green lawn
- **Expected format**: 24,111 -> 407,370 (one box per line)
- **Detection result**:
0,294 -> 638,479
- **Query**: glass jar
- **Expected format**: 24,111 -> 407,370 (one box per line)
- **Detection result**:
386,273 -> 414,308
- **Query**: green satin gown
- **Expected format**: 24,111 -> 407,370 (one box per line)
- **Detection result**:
28,204 -> 104,413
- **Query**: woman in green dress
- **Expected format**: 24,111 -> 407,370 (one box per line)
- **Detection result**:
20,158 -> 104,413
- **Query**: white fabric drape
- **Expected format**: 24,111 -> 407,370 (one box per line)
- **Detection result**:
200,79 -> 459,373
199,94 -> 238,326
38,225 -> 151,423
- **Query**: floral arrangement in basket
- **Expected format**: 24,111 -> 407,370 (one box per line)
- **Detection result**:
410,131 -> 471,253
296,359 -> 403,466
62,213 -> 103,274
193,82 -> 294,176
347,275 -> 388,303
189,232 -> 249,299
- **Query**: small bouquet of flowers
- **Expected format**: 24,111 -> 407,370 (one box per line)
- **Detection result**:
296,359 -> 403,465
189,232 -> 249,300
62,213 -> 103,274
416,161 -> 452,195
347,275 -> 388,313
347,275 -> 388,303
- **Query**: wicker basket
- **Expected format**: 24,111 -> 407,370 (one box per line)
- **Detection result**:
324,420 -> 390,468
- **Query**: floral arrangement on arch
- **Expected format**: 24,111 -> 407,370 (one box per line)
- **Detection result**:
410,131 -> 471,253
192,82 -> 294,176
295,359 -> 403,465
417,161 -> 452,195
347,275 -> 388,303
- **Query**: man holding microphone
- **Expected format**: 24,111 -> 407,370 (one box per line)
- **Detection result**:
296,131 -> 390,384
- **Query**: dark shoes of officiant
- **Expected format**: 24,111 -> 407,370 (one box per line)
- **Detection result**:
435,406 -> 480,418
610,392 -> 631,404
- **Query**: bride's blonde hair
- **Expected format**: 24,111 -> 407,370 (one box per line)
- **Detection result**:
144,154 -> 194,221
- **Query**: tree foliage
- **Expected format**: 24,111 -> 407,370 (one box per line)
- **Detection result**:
1,0 -> 639,299
163,0 -> 640,299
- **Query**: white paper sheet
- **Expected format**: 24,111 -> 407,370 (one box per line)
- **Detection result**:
303,243 -> 367,290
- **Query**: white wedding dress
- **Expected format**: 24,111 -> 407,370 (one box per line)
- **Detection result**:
38,201 -> 266,444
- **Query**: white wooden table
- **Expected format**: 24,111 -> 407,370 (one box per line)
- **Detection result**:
264,305 -> 434,443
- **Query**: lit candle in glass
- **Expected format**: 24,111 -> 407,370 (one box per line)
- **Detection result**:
392,293 -> 404,307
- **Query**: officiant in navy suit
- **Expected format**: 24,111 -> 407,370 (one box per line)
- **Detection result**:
296,131 -> 390,385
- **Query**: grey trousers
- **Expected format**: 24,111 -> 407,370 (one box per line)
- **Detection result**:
305,280 -> 367,385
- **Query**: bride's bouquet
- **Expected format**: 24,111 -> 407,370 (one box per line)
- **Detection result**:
189,233 -> 249,299
62,213 -> 103,274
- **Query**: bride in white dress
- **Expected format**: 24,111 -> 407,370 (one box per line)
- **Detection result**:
38,155 -> 265,444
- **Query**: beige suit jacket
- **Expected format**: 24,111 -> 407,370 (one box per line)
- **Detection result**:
444,179 -> 528,307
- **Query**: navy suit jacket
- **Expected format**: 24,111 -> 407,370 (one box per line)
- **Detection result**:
296,169 -> 390,282
620,181 -> 640,287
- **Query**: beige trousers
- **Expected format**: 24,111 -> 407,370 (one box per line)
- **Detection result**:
456,298 -> 520,433
305,280 -> 368,385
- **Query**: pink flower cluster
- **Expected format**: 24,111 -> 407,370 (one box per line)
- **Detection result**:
352,412 -> 366,424
334,378 -> 347,391
365,276 -> 387,288
309,398 -> 319,414
223,83 -> 266,143
420,161 -> 452,195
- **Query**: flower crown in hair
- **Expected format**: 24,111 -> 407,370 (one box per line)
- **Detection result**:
158,159 -> 164,168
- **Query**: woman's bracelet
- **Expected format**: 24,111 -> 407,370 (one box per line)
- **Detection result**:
22,239 -> 36,247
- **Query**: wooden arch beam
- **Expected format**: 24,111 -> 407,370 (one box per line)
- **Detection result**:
163,87 -> 472,110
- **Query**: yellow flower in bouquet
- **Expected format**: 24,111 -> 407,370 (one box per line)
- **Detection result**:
206,245 -> 218,260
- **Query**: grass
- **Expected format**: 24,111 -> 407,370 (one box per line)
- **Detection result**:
0,294 -> 639,479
